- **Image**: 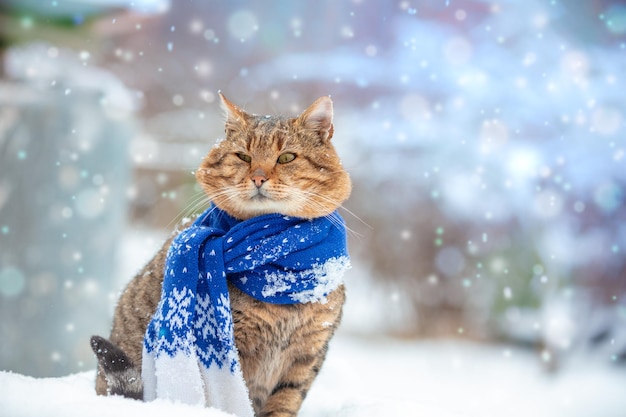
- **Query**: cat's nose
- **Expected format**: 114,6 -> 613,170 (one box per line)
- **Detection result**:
251,168 -> 267,188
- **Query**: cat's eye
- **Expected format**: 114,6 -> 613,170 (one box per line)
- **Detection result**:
277,152 -> 296,164
236,153 -> 252,163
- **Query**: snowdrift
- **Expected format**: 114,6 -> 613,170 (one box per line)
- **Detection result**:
2,336 -> 626,417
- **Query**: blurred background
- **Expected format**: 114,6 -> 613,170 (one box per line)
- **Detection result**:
0,0 -> 625,379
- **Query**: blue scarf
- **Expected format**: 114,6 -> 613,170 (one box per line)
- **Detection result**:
141,206 -> 349,415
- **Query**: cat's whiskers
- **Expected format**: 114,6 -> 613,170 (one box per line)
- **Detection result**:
207,187 -> 244,209
172,183 -> 366,241
206,185 -> 276,220
166,192 -> 212,229
300,190 -> 371,230
285,189 -> 364,239
169,186 -> 245,229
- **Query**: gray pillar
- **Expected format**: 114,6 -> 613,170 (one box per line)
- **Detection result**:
0,78 -> 134,377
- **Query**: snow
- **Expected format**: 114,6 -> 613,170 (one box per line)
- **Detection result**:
0,371 -> 228,417
287,256 -> 350,304
2,336 -> 626,417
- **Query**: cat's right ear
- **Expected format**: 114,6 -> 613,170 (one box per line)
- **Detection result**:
219,92 -> 248,130
296,96 -> 335,142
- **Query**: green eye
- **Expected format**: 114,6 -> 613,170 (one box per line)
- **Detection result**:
277,152 -> 296,164
236,153 -> 252,163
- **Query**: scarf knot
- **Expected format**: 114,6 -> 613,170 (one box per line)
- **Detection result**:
142,206 -> 349,416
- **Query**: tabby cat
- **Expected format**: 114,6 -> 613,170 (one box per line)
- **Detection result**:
91,93 -> 351,417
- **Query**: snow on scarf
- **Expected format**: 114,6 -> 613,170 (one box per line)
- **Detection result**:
141,206 -> 349,416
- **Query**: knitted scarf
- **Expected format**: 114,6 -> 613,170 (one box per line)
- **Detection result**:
141,206 -> 349,416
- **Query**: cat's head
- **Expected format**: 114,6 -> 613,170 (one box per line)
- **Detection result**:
196,93 -> 351,220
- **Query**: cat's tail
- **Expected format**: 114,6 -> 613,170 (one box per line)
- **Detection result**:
90,335 -> 144,400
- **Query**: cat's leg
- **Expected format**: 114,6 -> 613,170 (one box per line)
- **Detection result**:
260,342 -> 329,417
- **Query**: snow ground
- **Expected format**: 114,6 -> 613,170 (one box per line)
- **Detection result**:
2,335 -> 625,417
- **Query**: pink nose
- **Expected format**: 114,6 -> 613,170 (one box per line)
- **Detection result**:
251,169 -> 267,188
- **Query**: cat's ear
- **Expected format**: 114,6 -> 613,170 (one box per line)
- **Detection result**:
296,96 -> 334,141
219,92 -> 248,129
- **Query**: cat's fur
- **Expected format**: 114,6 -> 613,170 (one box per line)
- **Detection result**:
92,93 -> 351,417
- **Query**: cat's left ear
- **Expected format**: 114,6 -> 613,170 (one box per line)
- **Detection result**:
219,92 -> 249,128
296,96 -> 334,141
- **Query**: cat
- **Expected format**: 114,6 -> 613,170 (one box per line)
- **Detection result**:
91,93 -> 351,417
